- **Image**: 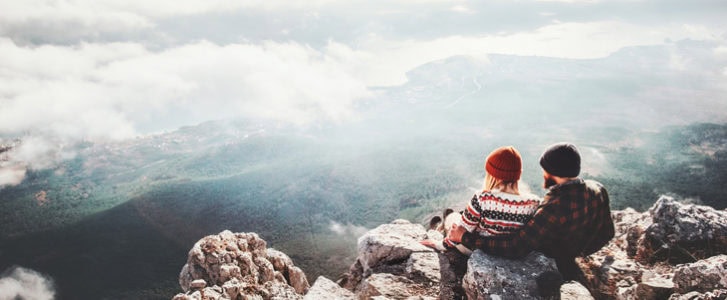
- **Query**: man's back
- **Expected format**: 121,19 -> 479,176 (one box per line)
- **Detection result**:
537,179 -> 615,258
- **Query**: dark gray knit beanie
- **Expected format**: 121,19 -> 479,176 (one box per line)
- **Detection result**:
539,142 -> 581,177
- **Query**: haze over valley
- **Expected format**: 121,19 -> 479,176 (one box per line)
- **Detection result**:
1,1 -> 727,299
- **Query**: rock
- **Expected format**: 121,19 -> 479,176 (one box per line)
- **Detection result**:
338,219 -> 440,299
173,230 -> 309,300
172,197 -> 727,300
190,279 -> 207,290
581,198 -> 727,299
356,219 -> 432,273
634,277 -> 675,300
462,250 -> 561,299
561,281 -> 594,300
406,252 -> 440,283
673,255 -> 727,294
668,289 -> 727,300
357,273 -> 437,300
641,196 -> 727,263
304,276 -> 355,300
267,249 -> 294,272
288,266 -> 310,294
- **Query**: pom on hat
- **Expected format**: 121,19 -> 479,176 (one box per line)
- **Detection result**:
539,142 -> 581,178
485,146 -> 522,182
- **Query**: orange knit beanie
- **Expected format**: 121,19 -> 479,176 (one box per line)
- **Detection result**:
485,146 -> 522,182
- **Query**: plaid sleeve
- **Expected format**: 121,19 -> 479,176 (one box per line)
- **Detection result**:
461,196 -> 563,258
581,183 -> 615,255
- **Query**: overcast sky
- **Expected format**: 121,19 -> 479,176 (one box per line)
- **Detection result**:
1,0 -> 727,185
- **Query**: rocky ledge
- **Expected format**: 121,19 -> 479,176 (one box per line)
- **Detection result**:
172,196 -> 726,299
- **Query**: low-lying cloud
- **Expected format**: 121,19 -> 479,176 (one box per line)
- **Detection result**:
329,221 -> 369,237
0,38 -> 370,138
0,38 -> 371,187
0,266 -> 55,300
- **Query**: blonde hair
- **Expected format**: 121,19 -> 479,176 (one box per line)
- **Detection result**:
482,173 -> 520,195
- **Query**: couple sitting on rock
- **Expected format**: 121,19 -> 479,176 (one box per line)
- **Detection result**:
422,143 -> 615,293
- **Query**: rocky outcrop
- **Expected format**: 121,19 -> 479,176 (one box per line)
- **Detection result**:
337,219 -> 441,299
580,196 -> 727,300
172,196 -> 726,300
172,230 -> 309,300
335,219 -> 570,299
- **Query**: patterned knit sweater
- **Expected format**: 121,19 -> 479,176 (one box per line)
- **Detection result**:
445,190 -> 541,247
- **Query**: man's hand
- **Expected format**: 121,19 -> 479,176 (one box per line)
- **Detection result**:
447,224 -> 466,243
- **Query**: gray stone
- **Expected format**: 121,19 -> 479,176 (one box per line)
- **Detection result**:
463,250 -> 560,299
635,277 -> 675,300
406,252 -> 440,284
674,255 -> 727,294
304,276 -> 355,300
357,219 -> 433,272
358,273 -> 416,299
560,281 -> 594,300
643,196 -> 727,262
668,289 -> 727,300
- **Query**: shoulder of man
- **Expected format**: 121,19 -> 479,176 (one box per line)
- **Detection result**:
543,179 -> 583,200
583,179 -> 606,190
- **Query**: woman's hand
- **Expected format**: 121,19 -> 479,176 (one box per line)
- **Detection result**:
419,239 -> 437,248
447,224 -> 466,243
419,239 -> 445,251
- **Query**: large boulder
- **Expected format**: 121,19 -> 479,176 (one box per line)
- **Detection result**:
640,196 -> 727,263
356,219 -> 433,273
173,230 -> 310,300
338,219 -> 441,299
462,250 -> 561,299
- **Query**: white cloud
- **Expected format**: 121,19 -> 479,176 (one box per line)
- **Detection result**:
0,38 -> 369,138
329,221 -> 368,237
535,0 -> 599,3
0,165 -> 27,187
0,267 -> 55,300
0,38 -> 370,184
341,21 -> 725,86
450,5 -> 476,14
0,0 -> 466,43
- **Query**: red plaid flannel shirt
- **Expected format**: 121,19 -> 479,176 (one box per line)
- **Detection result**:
460,179 -> 615,259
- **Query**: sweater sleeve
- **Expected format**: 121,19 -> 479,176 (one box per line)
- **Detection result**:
459,193 -> 481,232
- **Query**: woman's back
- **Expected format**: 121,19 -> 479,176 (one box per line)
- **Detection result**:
461,190 -> 541,236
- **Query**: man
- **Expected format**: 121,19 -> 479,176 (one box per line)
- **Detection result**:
447,142 -> 615,282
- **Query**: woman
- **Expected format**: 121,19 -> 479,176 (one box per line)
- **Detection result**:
423,145 -> 541,252
422,146 -> 541,299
